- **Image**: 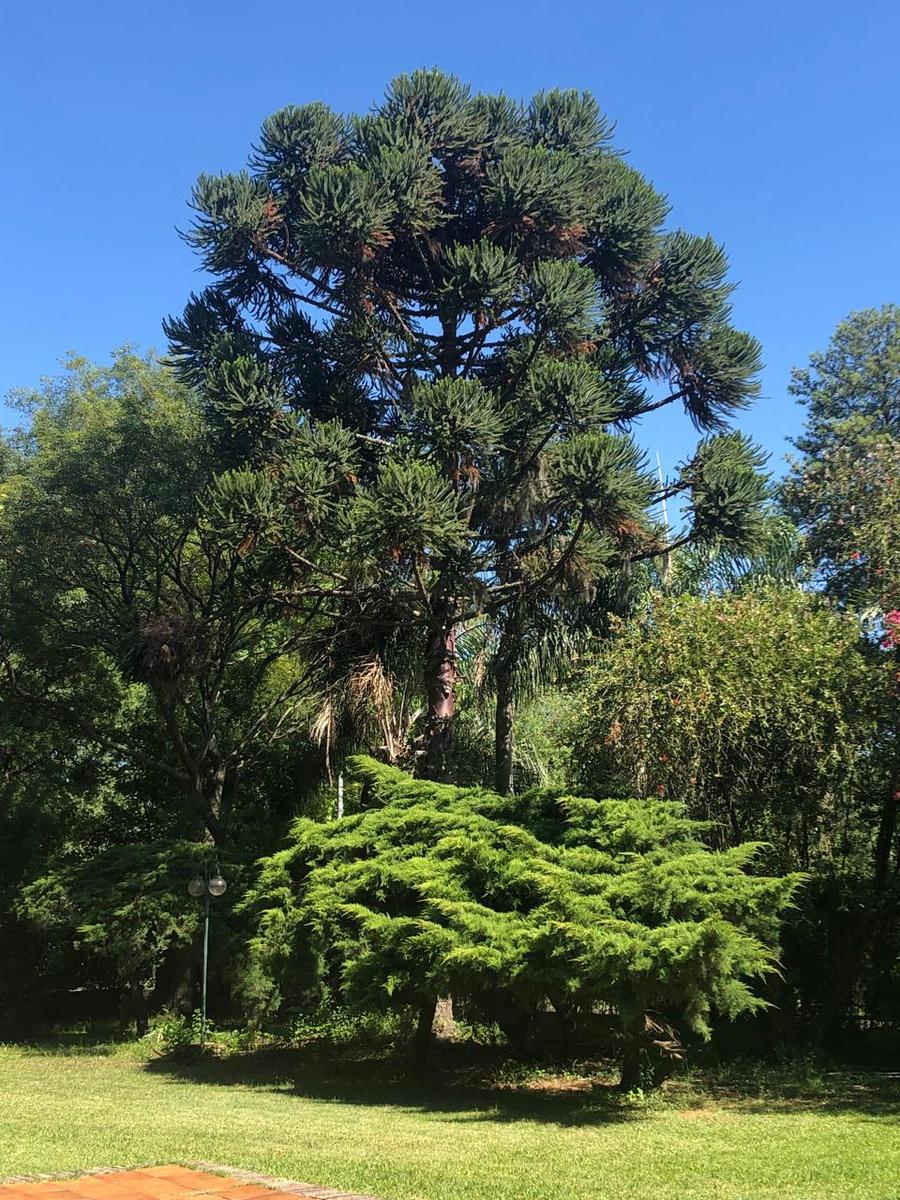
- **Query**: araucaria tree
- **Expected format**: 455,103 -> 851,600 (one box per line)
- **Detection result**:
168,70 -> 768,780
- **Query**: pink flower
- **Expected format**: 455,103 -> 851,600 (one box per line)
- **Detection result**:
883,613 -> 900,649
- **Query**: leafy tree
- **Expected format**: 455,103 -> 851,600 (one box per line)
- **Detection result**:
0,351 -> 327,848
570,588 -> 883,867
658,512 -> 809,597
167,70 -> 768,781
779,307 -> 900,895
18,841 -> 235,1034
568,587 -> 895,1038
243,756 -> 800,1087
0,708 -> 132,1031
780,305 -> 900,611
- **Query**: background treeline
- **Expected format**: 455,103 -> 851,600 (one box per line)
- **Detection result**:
0,72 -> 897,1081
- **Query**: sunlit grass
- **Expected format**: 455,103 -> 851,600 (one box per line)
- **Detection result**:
1,1042 -> 898,1200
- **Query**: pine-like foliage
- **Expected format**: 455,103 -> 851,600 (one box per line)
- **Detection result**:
166,71 -> 769,777
243,757 -> 801,1084
779,305 -> 900,611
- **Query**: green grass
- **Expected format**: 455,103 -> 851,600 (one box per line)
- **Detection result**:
1,1041 -> 898,1200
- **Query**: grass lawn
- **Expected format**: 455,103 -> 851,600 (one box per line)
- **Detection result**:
1,1041 -> 898,1200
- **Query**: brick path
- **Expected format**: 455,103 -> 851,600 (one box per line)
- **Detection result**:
0,1165 -> 377,1200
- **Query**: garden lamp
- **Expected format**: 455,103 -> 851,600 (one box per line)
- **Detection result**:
187,867 -> 227,1047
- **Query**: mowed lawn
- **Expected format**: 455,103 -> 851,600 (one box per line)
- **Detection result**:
1,1044 -> 899,1200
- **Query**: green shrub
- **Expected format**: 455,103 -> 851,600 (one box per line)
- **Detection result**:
243,758 -> 802,1087
291,1002 -> 412,1049
144,1011 -> 196,1054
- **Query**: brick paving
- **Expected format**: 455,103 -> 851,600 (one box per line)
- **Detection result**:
0,1165 -> 378,1200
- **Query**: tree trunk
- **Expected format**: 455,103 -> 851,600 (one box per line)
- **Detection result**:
118,983 -> 149,1038
814,923 -> 866,1046
493,605 -> 522,796
433,995 -> 457,1040
494,673 -> 516,796
554,1000 -> 577,1060
618,1012 -> 645,1091
421,605 -> 457,781
412,996 -> 438,1062
135,994 -> 149,1038
163,941 -> 198,1016
192,762 -> 227,846
619,1037 -> 643,1091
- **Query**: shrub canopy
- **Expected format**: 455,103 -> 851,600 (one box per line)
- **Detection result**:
244,757 -> 801,1076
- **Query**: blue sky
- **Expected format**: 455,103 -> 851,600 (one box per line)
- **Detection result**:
3,0 -> 898,479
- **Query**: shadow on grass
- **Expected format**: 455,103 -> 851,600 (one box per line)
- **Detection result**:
6,1032 -> 123,1057
2,1021 -> 124,1054
141,1043 -> 900,1126
667,1069 -> 900,1121
143,1043 -> 638,1127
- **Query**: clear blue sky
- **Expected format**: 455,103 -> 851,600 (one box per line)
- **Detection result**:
3,0 -> 898,477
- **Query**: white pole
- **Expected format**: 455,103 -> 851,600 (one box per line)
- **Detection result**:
657,452 -> 672,587
336,772 -> 344,819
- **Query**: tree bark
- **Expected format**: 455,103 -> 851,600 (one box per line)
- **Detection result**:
618,1012 -> 645,1091
619,1037 -> 643,1091
162,941 -> 198,1016
421,604 -> 457,781
191,761 -> 227,846
493,605 -> 523,796
118,983 -> 150,1038
433,995 -> 457,1040
412,996 -> 438,1062
494,675 -> 516,796
814,911 -> 866,1046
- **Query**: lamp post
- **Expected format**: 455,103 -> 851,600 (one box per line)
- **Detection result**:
187,868 -> 227,1048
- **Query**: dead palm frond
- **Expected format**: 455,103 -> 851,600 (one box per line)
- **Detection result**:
346,653 -> 421,763
309,692 -> 337,776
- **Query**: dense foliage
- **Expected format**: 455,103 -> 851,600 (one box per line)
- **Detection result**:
0,351 -> 325,849
570,588 -> 883,868
0,354 -> 328,1035
570,587 -> 898,1040
166,69 -> 768,784
243,757 -> 800,1086
18,841 -> 232,1034
779,306 -> 899,906
780,305 -> 900,611
0,71 -> 897,1075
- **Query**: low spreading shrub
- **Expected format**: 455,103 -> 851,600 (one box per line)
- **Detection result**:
242,758 -> 802,1087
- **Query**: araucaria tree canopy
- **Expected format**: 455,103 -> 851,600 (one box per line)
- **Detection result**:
167,68 -> 768,779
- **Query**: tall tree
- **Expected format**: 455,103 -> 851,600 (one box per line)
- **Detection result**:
568,587 -> 895,1039
167,70 -> 768,780
780,305 -> 900,610
779,306 -> 900,891
0,351 -> 321,847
